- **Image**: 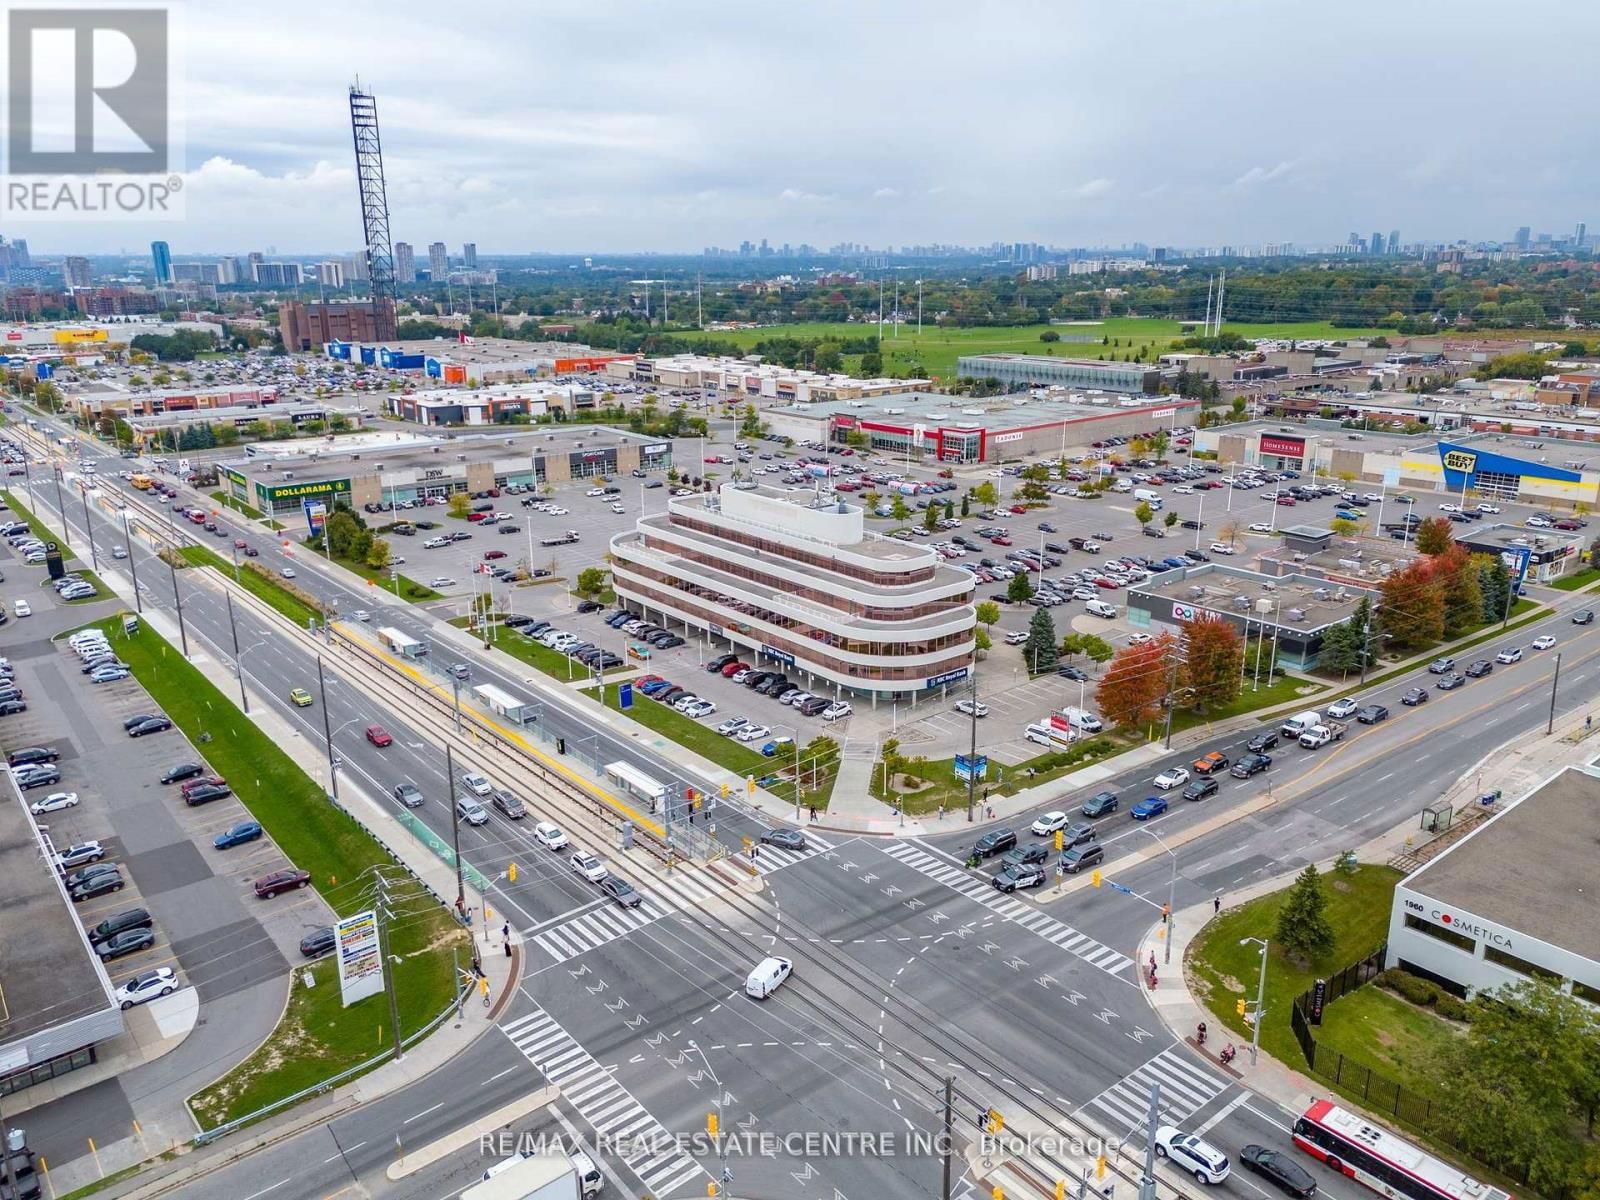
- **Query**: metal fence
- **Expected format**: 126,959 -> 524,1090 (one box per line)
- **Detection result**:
1289,945 -> 1441,1125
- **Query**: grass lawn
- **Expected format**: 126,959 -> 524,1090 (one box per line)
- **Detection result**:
0,488 -> 80,559
1314,984 -> 1462,1097
582,682 -> 835,809
689,319 -> 1385,381
305,539 -> 442,602
176,544 -> 325,628
1168,673 -> 1322,737
89,619 -> 466,1126
211,489 -> 266,520
39,566 -> 107,603
1187,863 -> 1402,1066
448,617 -> 631,680
868,737 -> 1121,815
1548,567 -> 1600,592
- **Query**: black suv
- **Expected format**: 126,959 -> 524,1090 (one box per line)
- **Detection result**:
1464,660 -> 1494,678
491,790 -> 525,819
7,745 -> 58,767
1181,777 -> 1219,802
183,783 -> 231,807
1245,730 -> 1279,753
1080,791 -> 1118,818
971,829 -> 1018,860
999,844 -> 1049,870
88,907 -> 152,944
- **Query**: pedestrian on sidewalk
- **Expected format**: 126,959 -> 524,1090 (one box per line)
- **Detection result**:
502,921 -> 510,943
938,805 -> 945,821
1213,895 -> 1221,916
809,805 -> 816,821
503,938 -> 511,958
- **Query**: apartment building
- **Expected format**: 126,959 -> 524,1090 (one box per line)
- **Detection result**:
610,483 -> 976,702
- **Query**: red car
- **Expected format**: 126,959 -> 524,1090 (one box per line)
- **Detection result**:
1094,577 -> 1120,589
181,775 -> 227,798
254,869 -> 312,898
365,724 -> 393,747
1009,505 -> 1028,515
991,535 -> 1012,546
466,511 -> 488,522
636,674 -> 665,688
233,539 -> 247,549
720,661 -> 747,677
482,550 -> 508,560
1276,497 -> 1296,506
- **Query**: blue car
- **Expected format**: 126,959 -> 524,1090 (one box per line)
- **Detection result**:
640,680 -> 672,696
1130,796 -> 1168,821
1334,508 -> 1360,521
213,820 -> 263,849
1162,557 -> 1190,570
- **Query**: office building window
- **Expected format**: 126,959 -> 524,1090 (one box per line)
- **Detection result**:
1483,945 -> 1560,982
1403,913 -> 1474,954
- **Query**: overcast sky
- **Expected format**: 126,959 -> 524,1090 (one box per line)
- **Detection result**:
21,0 -> 1599,256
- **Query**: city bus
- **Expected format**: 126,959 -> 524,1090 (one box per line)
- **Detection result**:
376,626 -> 427,659
1292,1099 -> 1513,1200
603,760 -> 667,813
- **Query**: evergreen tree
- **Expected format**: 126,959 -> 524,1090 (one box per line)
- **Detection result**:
1007,569 -> 1034,604
1024,606 -> 1057,674
1275,864 -> 1335,961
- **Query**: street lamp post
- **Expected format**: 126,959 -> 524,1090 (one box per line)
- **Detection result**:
78,483 -> 99,570
121,510 -> 142,613
1241,936 -> 1269,1064
1146,828 -> 1177,965
316,656 -> 339,800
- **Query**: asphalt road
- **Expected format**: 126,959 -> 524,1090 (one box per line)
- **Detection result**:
8,413 -> 1578,1200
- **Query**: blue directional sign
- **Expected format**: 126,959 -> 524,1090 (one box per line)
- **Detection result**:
619,682 -> 633,710
1108,882 -> 1132,895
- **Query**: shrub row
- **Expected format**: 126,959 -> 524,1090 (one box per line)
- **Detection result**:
1376,968 -> 1473,1022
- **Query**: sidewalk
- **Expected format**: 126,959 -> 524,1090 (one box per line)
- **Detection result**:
1138,699 -> 1600,1118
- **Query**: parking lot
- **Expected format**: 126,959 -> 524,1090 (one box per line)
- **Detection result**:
0,595 -> 334,1032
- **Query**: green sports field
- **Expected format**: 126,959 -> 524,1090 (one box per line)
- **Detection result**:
693,318 -> 1384,381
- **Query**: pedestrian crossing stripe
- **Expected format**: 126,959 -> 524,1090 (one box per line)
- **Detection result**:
500,1006 -> 706,1197
748,830 -> 835,876
1081,1047 -> 1229,1134
528,866 -> 735,965
876,841 -> 1134,977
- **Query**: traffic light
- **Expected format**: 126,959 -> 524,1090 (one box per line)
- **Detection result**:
1237,998 -> 1247,1017
557,737 -> 567,754
508,862 -> 518,883
1096,1155 -> 1106,1179
707,1185 -> 718,1198
1091,870 -> 1102,888
1054,830 -> 1064,851
1056,1181 -> 1067,1200
720,781 -> 730,799
993,1189 -> 1004,1200
979,1107 -> 1003,1134
707,1112 -> 719,1137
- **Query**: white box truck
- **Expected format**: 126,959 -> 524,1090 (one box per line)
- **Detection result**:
465,1153 -> 588,1200
1280,710 -> 1321,740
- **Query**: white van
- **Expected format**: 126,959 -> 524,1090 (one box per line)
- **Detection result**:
1133,489 -> 1163,509
1280,710 -> 1322,739
1084,599 -> 1118,619
745,956 -> 793,1000
1060,707 -> 1103,733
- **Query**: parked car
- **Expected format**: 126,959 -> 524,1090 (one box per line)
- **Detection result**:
113,967 -> 178,1009
214,820 -> 264,849
254,869 -> 312,897
300,927 -> 337,958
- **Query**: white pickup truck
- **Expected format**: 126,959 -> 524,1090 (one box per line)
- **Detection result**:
1299,720 -> 1347,750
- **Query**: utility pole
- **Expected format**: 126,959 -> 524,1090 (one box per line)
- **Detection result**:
122,510 -> 141,613
226,591 -> 248,713
375,869 -> 406,1061
1548,652 -> 1562,735
941,1076 -> 954,1200
1138,1083 -> 1161,1200
965,666 -> 980,821
1202,275 -> 1213,337
1213,268 -> 1226,337
1161,650 -> 1181,750
316,655 -> 338,800
78,483 -> 98,570
168,546 -> 189,657
446,743 -> 464,913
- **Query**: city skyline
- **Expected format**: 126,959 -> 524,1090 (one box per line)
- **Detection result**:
7,0 -> 1595,255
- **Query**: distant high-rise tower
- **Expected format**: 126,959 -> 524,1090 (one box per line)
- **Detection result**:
428,241 -> 448,280
63,256 -> 91,287
1371,231 -> 1384,256
1387,230 -> 1400,256
150,240 -> 172,284
10,240 -> 30,268
462,242 -> 477,269
394,241 -> 416,283
1514,226 -> 1532,249
1576,223 -> 1587,250
347,82 -> 398,340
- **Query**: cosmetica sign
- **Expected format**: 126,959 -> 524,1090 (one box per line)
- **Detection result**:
1403,897 -> 1514,949
1442,449 -> 1478,474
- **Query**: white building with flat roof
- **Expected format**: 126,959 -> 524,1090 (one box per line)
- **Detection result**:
609,483 -> 976,701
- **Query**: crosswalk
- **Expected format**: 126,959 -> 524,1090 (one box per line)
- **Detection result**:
528,868 -> 725,965
747,830 -> 836,876
500,1006 -> 706,1198
1082,1047 -> 1230,1134
877,841 -> 1134,977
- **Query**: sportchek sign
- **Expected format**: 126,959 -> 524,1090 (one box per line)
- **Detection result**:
1259,433 -> 1306,459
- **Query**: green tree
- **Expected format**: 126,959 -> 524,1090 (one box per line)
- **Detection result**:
975,600 -> 1001,629
844,428 -> 868,450
365,536 -> 390,571
1317,598 -> 1369,677
1024,606 -> 1057,673
1039,330 -> 1061,343
923,502 -> 939,531
972,480 -> 999,507
858,351 -> 883,376
1275,864 -> 1335,961
890,494 -> 911,522
1079,634 -> 1115,663
575,566 -> 608,596
738,404 -> 761,437
1328,517 -> 1358,537
447,492 -> 471,520
800,735 -> 840,789
1179,615 -> 1242,712
1006,569 -> 1033,604
1163,509 -> 1179,529
1133,500 -> 1154,529
1149,430 -> 1170,461
1477,554 -> 1512,622
974,627 -> 992,653
960,494 -> 970,517
813,343 -> 844,373
1414,516 -> 1454,556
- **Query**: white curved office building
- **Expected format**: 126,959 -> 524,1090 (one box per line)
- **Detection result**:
609,484 -> 976,701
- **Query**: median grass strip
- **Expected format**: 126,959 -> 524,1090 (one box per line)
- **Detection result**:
451,617 -> 631,680
1548,567 -> 1600,592
1187,862 -> 1402,1066
88,619 -> 465,1127
0,487 -> 81,559
176,543 -> 324,627
309,540 -> 442,602
39,566 -> 107,603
